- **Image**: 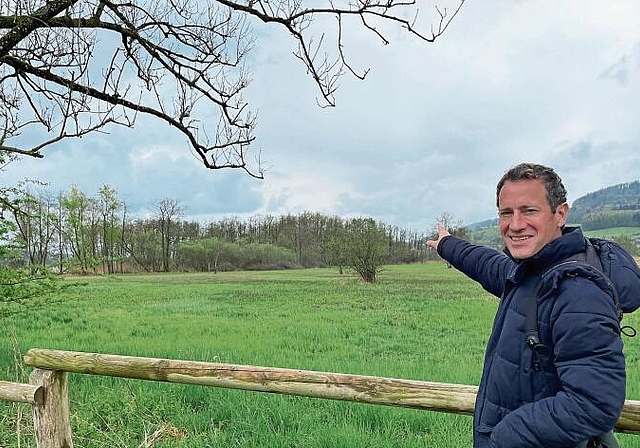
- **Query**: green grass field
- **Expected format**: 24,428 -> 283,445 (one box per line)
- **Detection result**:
1,264 -> 639,447
584,227 -> 640,238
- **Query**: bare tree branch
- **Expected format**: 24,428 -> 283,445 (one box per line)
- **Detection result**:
0,0 -> 465,178
0,0 -> 80,57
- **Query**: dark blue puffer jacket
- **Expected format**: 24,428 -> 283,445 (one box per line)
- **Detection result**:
438,227 -> 638,447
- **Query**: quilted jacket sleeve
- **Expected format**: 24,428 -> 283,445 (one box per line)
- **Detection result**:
437,236 -> 513,298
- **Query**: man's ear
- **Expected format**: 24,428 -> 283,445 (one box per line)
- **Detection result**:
555,202 -> 569,227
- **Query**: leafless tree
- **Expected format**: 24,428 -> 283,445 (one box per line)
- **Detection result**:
0,0 -> 464,178
435,211 -> 465,236
154,197 -> 182,271
433,211 -> 466,266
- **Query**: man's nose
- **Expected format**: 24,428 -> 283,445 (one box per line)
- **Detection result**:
509,211 -> 527,230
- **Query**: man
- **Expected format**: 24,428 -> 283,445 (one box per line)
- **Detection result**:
427,163 -> 632,447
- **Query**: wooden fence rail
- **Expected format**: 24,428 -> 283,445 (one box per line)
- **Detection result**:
23,348 -> 479,415
11,348 -> 640,447
0,380 -> 43,405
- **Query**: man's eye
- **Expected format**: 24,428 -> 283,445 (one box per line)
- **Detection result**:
499,211 -> 512,218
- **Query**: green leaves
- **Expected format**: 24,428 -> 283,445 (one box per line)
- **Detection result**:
0,266 -> 65,318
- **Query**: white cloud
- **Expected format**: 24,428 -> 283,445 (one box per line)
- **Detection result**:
257,171 -> 354,216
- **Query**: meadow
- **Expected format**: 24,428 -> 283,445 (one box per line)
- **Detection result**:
1,264 -> 639,447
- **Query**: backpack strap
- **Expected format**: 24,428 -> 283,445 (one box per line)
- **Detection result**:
525,279 -> 551,371
583,237 -> 604,273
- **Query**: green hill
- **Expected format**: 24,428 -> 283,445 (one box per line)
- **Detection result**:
569,181 -> 640,230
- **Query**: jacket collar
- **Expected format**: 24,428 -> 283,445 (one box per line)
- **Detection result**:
504,226 -> 586,281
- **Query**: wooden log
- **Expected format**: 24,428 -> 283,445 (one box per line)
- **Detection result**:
24,348 -> 477,415
619,400 -> 640,436
24,348 -> 640,435
29,368 -> 74,448
0,380 -> 44,405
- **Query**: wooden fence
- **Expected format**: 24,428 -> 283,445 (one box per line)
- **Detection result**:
0,348 -> 637,447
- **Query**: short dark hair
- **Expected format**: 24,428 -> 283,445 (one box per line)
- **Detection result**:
496,163 -> 567,210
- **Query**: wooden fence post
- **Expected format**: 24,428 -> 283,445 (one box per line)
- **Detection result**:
29,369 -> 73,448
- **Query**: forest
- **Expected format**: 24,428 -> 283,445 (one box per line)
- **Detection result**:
0,184 -> 444,283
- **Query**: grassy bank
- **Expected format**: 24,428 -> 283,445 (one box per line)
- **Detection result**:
1,264 -> 639,447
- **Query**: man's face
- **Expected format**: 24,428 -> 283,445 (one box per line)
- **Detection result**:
498,179 -> 568,260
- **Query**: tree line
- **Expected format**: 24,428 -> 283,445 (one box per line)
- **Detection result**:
1,184 -> 442,282
580,211 -> 640,232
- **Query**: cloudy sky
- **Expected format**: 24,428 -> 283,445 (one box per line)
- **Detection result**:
3,0 -> 640,232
